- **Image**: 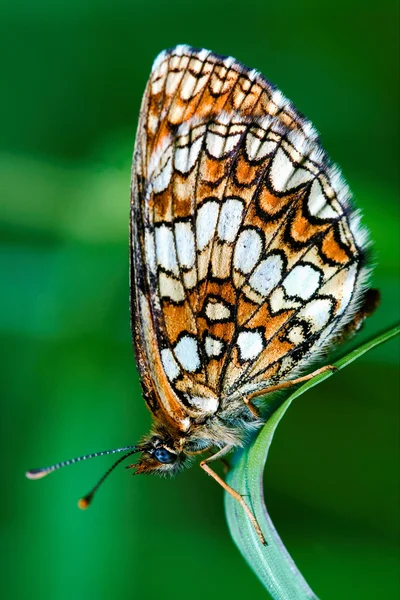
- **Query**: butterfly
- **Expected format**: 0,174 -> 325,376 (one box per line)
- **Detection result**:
27,45 -> 378,544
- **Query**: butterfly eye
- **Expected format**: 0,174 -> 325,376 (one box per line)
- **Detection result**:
154,447 -> 176,464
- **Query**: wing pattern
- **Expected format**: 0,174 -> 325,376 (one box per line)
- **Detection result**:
130,45 -> 369,429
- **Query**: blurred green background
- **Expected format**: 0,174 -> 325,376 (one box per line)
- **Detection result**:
1,1 -> 399,599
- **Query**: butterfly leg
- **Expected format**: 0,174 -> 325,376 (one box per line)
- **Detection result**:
200,448 -> 266,546
243,396 -> 261,418
248,364 -> 338,400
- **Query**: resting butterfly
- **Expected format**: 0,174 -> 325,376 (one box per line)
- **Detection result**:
27,45 -> 378,544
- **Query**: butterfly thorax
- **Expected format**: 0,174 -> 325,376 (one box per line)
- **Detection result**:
132,392 -> 264,476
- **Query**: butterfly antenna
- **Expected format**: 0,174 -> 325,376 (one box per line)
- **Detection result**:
26,445 -> 139,480
77,449 -> 139,509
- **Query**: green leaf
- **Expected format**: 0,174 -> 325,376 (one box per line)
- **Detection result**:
225,324 -> 399,600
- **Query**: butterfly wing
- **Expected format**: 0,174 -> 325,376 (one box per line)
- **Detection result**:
130,45 -> 369,424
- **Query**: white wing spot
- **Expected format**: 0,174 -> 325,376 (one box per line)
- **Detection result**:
151,143 -> 173,194
269,148 -> 296,192
204,336 -> 224,358
218,198 -> 244,242
161,348 -> 181,382
287,166 -> 314,189
307,179 -> 338,219
155,225 -> 179,275
337,264 -> 357,315
299,298 -> 333,332
287,326 -> 305,345
174,135 -> 204,174
174,336 -> 200,372
159,272 -> 185,302
148,113 -> 159,134
205,299 -> 231,322
269,287 -> 301,314
186,395 -> 219,414
249,254 -> 283,296
196,200 -> 219,250
246,131 -> 277,161
144,229 -> 156,274
283,264 -> 321,300
233,229 -> 263,274
166,70 -> 184,95
174,222 -> 196,269
183,269 -> 197,290
237,330 -> 264,361
180,72 -> 199,101
206,132 -> 225,158
206,131 -> 242,158
151,55 -> 168,94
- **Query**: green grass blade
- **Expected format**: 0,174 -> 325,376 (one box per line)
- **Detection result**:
225,324 -> 399,599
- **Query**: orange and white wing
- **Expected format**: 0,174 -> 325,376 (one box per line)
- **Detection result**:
130,45 -> 370,422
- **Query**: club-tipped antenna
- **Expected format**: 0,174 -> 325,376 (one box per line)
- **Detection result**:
25,445 -> 139,480
77,449 -> 138,509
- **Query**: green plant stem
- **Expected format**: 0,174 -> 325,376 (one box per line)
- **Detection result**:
225,324 -> 399,599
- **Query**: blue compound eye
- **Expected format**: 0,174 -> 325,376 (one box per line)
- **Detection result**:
154,447 -> 176,464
